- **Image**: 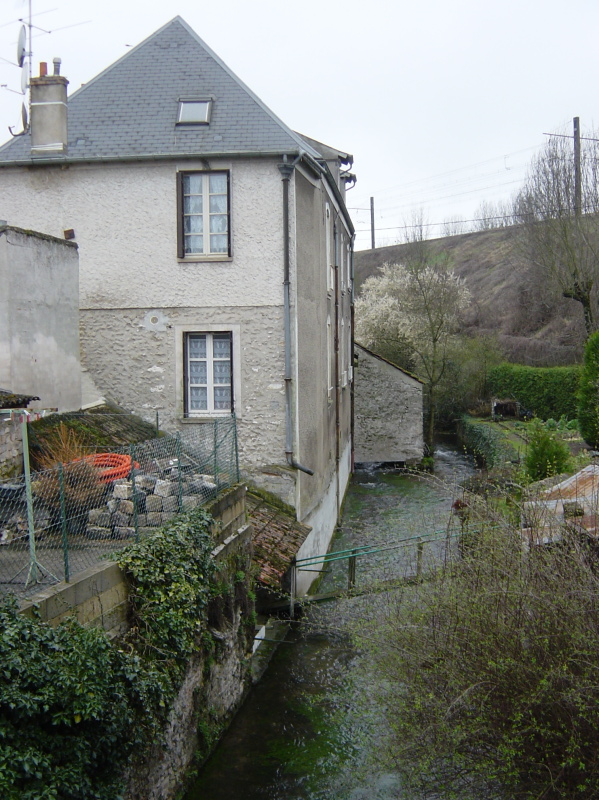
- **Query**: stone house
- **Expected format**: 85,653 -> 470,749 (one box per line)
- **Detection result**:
0,17 -> 355,589
353,343 -> 423,465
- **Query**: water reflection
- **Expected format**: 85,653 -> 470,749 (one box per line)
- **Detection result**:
186,446 -> 475,800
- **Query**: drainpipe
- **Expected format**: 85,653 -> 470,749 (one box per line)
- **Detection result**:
279,154 -> 314,477
334,221 -> 341,514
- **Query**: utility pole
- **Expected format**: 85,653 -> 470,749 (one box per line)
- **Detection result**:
574,116 -> 582,217
370,196 -> 375,249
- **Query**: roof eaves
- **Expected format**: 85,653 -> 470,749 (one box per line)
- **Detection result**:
0,148 -> 305,169
354,342 -> 424,383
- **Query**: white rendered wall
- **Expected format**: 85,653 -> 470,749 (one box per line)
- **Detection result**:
0,159 -> 285,310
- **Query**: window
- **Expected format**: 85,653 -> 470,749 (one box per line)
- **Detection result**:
184,332 -> 232,415
177,171 -> 230,258
177,99 -> 212,125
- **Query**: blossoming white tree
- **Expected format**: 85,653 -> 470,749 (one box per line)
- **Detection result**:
355,258 -> 470,453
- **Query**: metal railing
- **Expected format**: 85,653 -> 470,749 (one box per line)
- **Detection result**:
0,417 -> 239,597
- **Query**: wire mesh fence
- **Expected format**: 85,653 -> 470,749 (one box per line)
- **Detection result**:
0,417 -> 239,598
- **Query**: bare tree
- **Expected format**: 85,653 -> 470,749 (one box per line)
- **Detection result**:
514,126 -> 599,336
473,199 -> 514,231
442,215 -> 467,237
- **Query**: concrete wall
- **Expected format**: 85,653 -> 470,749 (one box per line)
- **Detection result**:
354,344 -> 424,464
293,169 -> 353,525
0,226 -> 81,411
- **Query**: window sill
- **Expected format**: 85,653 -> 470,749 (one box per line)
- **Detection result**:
181,414 -> 235,423
178,256 -> 232,264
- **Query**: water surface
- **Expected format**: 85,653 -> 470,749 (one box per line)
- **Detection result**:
186,445 -> 475,800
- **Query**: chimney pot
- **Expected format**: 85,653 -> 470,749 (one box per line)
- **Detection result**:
53,58 -> 61,76
39,62 -> 47,77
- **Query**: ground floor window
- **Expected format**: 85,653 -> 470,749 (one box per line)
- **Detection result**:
185,331 -> 232,415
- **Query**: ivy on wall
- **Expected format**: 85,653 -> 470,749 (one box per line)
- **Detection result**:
0,506 -> 250,800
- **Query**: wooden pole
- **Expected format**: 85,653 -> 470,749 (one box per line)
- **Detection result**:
370,197 -> 375,249
348,549 -> 357,590
574,116 -> 582,217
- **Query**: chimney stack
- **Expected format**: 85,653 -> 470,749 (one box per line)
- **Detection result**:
30,59 -> 68,154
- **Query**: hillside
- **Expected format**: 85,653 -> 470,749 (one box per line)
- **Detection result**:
354,227 -> 587,366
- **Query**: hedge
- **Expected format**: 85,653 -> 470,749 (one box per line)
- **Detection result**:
458,415 -> 518,468
487,363 -> 581,420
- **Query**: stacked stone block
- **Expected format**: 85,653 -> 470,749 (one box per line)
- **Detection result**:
86,461 -> 218,539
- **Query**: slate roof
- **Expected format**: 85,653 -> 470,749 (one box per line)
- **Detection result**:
0,17 -> 321,165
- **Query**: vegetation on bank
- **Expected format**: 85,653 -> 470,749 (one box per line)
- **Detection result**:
487,363 -> 580,420
364,522 -> 599,800
0,507 -> 252,800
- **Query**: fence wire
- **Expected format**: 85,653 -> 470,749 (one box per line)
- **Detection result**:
0,417 -> 239,598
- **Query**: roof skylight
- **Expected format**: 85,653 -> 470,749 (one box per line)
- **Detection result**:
177,100 -> 212,125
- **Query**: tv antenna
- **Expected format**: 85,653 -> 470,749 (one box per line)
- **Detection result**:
4,2 -> 90,137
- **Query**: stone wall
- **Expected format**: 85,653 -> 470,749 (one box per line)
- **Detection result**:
19,484 -> 253,800
0,416 -> 22,479
354,344 -> 424,465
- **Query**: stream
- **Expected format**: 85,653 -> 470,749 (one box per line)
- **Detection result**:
185,443 -> 476,800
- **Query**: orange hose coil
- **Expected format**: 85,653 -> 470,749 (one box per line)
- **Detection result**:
83,453 -> 140,483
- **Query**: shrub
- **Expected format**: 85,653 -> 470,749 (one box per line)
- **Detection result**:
458,415 -> 517,468
0,596 -> 160,800
578,332 -> 599,448
0,507 -> 220,799
363,527 -> 599,799
488,363 -> 580,420
525,421 -> 571,480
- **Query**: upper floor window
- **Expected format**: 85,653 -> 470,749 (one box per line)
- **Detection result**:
177,171 -> 230,259
177,99 -> 212,125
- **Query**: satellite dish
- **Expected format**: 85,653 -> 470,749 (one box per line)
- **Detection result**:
20,68 -> 27,95
21,103 -> 28,132
17,25 -> 26,68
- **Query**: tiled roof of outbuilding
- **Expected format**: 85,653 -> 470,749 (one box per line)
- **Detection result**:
0,17 -> 321,165
247,491 -> 311,589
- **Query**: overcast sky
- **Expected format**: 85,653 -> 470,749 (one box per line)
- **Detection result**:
1,0 -> 599,250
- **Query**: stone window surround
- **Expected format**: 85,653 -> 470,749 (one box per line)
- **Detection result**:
175,323 -> 242,421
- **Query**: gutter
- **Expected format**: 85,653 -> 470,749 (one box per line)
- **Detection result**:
278,154 -> 314,477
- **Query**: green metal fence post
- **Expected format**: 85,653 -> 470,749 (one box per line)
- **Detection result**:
175,433 -> 183,512
213,419 -> 218,486
130,445 -> 139,543
21,414 -> 38,585
232,414 -> 240,482
58,463 -> 70,583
